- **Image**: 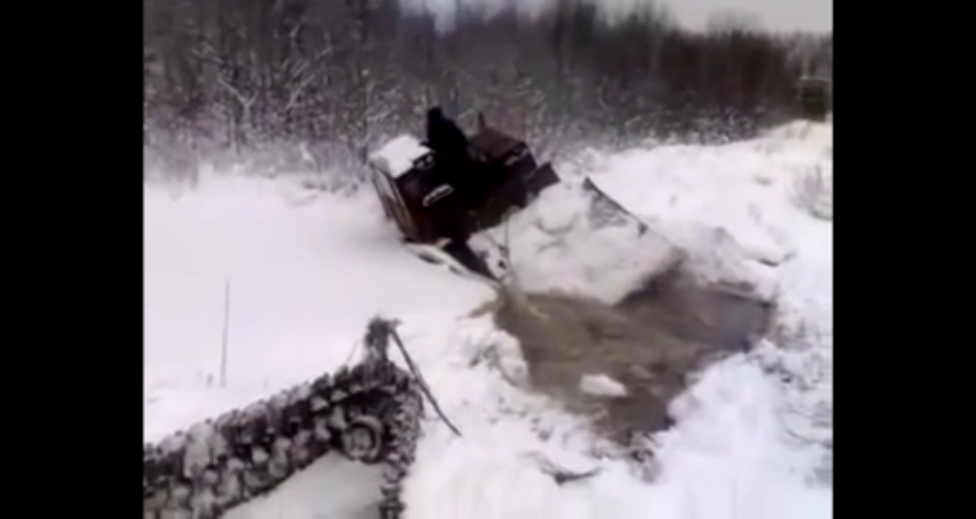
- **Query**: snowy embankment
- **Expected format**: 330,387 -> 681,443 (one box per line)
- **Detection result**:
144,120 -> 832,518
143,179 -> 491,442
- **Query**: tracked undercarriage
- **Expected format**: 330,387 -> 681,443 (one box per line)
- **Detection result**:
144,318 -> 428,519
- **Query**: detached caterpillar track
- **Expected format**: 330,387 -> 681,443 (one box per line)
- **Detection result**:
144,319 -> 425,519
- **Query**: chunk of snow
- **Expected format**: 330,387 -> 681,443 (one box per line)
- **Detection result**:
369,134 -> 430,178
470,181 -> 682,304
580,373 -> 629,397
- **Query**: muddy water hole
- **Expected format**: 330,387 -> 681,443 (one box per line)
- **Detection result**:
491,264 -> 774,446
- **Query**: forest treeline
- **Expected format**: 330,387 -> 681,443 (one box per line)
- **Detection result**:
144,0 -> 832,172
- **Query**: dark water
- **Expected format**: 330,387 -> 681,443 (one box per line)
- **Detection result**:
493,265 -> 774,444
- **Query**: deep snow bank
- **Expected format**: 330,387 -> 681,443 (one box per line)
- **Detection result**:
144,119 -> 831,518
143,174 -> 492,442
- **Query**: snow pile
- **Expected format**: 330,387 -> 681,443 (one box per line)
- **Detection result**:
579,374 -> 629,398
651,354 -> 832,519
223,454 -> 384,518
470,181 -> 682,304
587,120 -> 834,486
369,134 -> 431,178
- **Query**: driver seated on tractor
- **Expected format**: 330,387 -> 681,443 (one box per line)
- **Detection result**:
418,107 -> 472,243
425,107 -> 470,171
425,106 -> 489,208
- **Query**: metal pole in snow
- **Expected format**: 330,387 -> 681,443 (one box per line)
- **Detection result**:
219,279 -> 231,387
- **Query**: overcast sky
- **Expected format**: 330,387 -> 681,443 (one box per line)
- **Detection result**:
398,0 -> 832,33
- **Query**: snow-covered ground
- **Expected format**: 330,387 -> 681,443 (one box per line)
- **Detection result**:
144,120 -> 832,518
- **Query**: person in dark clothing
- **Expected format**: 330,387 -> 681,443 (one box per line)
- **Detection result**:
425,107 -> 469,168
424,107 -> 475,242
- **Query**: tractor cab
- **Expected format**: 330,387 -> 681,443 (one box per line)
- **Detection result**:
368,134 -> 465,243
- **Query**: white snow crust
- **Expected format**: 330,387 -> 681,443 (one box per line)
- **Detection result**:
368,134 -> 430,178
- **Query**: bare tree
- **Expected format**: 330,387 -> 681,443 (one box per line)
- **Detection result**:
143,0 -> 831,161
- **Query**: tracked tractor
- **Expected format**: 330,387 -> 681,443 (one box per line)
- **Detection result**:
367,109 -> 560,277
